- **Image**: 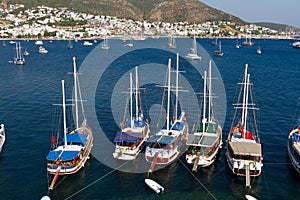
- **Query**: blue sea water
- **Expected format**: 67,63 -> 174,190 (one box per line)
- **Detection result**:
0,38 -> 299,200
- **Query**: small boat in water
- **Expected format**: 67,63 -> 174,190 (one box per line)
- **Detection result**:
288,118 -> 300,174
145,178 -> 164,193
186,61 -> 222,170
214,41 -> 224,57
226,64 -> 263,187
211,37 -> 218,46
35,40 -> 43,45
14,42 -> 25,65
242,36 -> 254,46
145,57 -> 188,169
0,124 -> 5,153
101,37 -> 110,50
292,41 -> 300,49
186,35 -> 201,60
256,45 -> 262,54
83,41 -> 93,46
24,49 -> 30,56
112,66 -> 150,160
167,34 -> 176,49
39,46 -> 48,54
46,57 -> 93,190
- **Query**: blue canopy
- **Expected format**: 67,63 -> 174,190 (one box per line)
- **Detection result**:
62,132 -> 88,146
114,131 -> 142,143
146,135 -> 177,145
46,150 -> 80,161
134,120 -> 146,127
171,122 -> 185,131
293,132 -> 300,143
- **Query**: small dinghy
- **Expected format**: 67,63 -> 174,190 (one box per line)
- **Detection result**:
145,178 -> 164,194
245,194 -> 258,200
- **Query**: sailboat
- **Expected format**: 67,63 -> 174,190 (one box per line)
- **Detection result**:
113,66 -> 150,160
186,61 -> 222,170
186,35 -> 201,60
46,57 -> 93,190
67,40 -> 73,49
236,37 -> 240,48
167,34 -> 176,49
211,37 -> 218,46
242,35 -> 254,46
287,115 -> 300,173
226,64 -> 263,187
214,41 -> 224,57
101,36 -> 110,50
0,124 -> 5,153
256,45 -> 262,54
14,42 -> 25,65
145,56 -> 188,169
2,40 -> 6,47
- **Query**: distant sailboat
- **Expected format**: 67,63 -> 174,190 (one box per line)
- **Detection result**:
242,35 -> 254,46
214,41 -> 224,57
101,37 -> 110,50
236,37 -> 240,48
256,45 -> 262,54
186,35 -> 201,60
14,42 -> 25,65
67,40 -> 73,49
167,34 -> 176,49
212,37 -> 218,46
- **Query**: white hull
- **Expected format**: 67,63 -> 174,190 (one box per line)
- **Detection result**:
145,178 -> 164,193
0,124 -> 5,153
288,129 -> 300,173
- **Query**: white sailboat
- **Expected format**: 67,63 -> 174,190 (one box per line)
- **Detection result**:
167,34 -> 176,49
113,66 -> 150,160
46,57 -> 93,190
145,55 -> 188,169
101,37 -> 110,50
236,37 -> 240,48
0,124 -> 5,153
226,64 -> 263,187
287,115 -> 300,174
14,42 -> 25,65
39,46 -> 48,54
242,35 -> 254,46
186,61 -> 222,170
256,45 -> 262,54
186,35 -> 201,60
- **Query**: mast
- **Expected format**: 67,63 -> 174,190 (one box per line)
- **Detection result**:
241,64 -> 248,126
202,71 -> 207,134
73,57 -> 79,130
135,66 -> 139,120
62,80 -> 67,148
243,74 -> 250,135
166,59 -> 171,132
219,41 -> 222,52
15,43 -> 19,59
175,53 -> 179,119
130,73 -> 133,128
208,61 -> 212,122
193,35 -> 197,54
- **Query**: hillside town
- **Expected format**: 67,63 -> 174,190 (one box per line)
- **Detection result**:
0,4 -> 298,40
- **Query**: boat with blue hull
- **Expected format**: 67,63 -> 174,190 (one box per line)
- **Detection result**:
46,57 -> 93,190
288,120 -> 300,173
113,66 -> 150,160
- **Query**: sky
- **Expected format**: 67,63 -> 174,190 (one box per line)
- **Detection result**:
199,0 -> 300,28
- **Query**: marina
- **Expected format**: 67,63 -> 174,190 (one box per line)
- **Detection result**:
0,38 -> 299,199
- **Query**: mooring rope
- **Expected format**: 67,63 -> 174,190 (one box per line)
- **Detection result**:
64,161 -> 128,200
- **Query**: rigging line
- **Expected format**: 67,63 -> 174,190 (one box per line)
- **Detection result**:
262,170 -> 272,200
65,161 -> 128,200
178,158 -> 217,200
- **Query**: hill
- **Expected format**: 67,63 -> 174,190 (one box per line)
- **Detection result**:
253,22 -> 300,32
6,0 -> 246,25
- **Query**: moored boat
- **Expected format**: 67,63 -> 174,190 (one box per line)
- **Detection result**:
214,41 -> 224,57
112,66 -> 150,160
145,57 -> 188,169
287,119 -> 300,174
46,57 -> 93,190
39,46 -> 48,54
226,64 -> 263,187
186,61 -> 222,170
186,35 -> 201,60
0,124 -> 5,153
35,40 -> 43,45
292,41 -> 300,49
14,42 -> 25,65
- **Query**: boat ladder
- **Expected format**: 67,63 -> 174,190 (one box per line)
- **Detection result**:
149,152 -> 159,173
49,166 -> 61,190
192,155 -> 200,172
245,163 -> 251,188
